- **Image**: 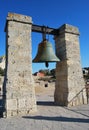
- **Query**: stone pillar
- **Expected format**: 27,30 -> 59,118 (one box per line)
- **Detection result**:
54,24 -> 87,106
4,13 -> 37,117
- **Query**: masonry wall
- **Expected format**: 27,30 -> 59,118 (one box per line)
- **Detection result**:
4,13 -> 36,117
54,24 -> 87,106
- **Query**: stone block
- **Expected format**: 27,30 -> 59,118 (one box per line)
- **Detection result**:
7,12 -> 32,24
7,99 -> 17,110
18,99 -> 26,110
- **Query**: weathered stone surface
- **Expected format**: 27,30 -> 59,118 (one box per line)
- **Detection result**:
54,24 -> 87,106
59,24 -> 80,35
4,13 -> 36,117
7,12 -> 32,24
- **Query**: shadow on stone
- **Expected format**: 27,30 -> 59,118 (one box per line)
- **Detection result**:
64,107 -> 89,118
22,115 -> 89,123
0,99 -> 4,118
37,101 -> 55,106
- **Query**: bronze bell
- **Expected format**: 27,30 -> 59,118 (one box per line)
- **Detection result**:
32,39 -> 60,67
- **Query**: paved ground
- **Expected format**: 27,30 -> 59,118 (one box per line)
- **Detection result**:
0,86 -> 89,130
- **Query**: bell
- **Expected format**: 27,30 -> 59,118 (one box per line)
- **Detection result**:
33,39 -> 59,67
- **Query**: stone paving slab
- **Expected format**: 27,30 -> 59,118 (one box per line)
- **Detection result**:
0,93 -> 89,130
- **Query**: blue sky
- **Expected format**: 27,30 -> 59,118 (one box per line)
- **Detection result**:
0,0 -> 89,73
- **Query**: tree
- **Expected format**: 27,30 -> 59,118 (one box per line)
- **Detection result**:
0,67 -> 5,76
50,69 -> 56,77
83,67 -> 89,81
